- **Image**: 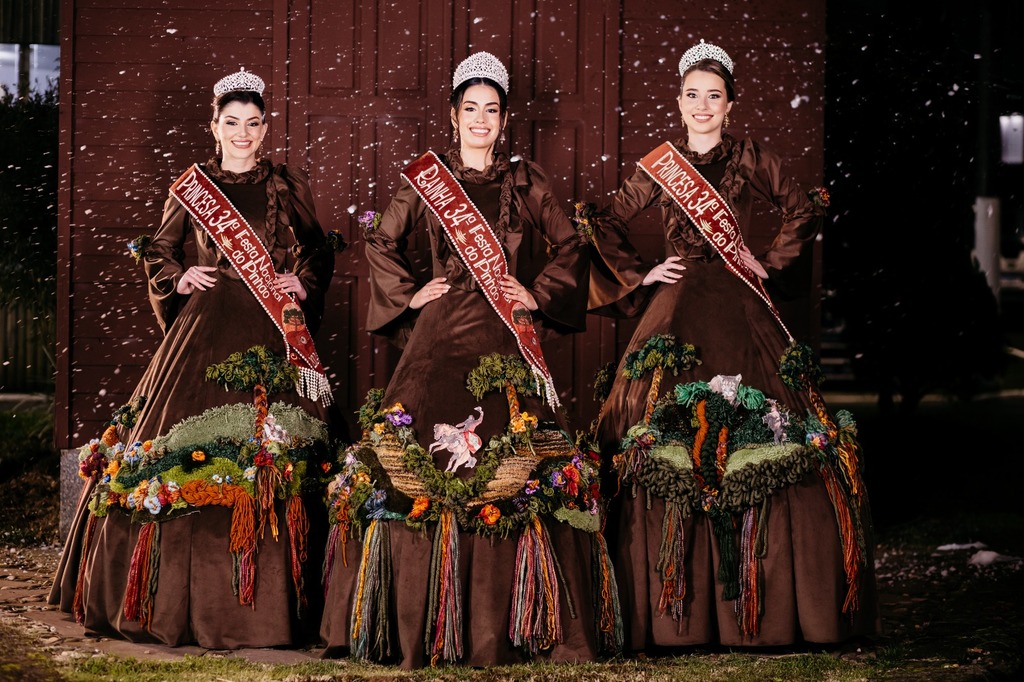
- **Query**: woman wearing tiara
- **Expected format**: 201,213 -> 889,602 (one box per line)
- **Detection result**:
319,51 -> 619,668
588,40 -> 879,650
48,68 -> 343,649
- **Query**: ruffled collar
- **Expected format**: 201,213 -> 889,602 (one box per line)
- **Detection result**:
672,131 -> 735,164
443,145 -> 511,185
203,157 -> 273,184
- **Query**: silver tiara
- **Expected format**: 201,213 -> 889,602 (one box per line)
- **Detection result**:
213,67 -> 266,96
452,51 -> 509,94
678,39 -> 734,76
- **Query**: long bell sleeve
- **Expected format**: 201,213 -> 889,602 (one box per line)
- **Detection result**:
276,165 -> 335,335
587,167 -> 659,318
143,194 -> 191,335
739,140 -> 823,299
515,160 -> 590,337
364,182 -> 427,348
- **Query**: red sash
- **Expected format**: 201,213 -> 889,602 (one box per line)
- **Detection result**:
401,151 -> 560,407
638,142 -> 793,341
168,164 -> 333,405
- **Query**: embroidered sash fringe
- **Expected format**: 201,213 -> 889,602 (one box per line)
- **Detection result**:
509,515 -> 564,654
350,519 -> 393,661
426,509 -> 462,665
122,522 -> 160,629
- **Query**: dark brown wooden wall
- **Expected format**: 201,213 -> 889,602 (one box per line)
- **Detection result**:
56,0 -> 825,448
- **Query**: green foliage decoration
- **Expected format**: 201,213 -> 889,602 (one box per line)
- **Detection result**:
466,353 -> 540,400
778,342 -> 825,391
622,334 -> 700,380
205,345 -> 298,395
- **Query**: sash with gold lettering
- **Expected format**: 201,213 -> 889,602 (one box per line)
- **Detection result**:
638,142 -> 793,341
168,164 -> 334,405
401,151 -> 560,407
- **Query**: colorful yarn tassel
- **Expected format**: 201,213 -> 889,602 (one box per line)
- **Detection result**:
509,516 -> 563,654
592,529 -> 623,656
425,509 -> 462,666
72,514 -> 98,624
821,465 -> 863,614
255,464 -> 282,542
322,522 -> 341,599
657,501 -> 687,623
122,522 -> 160,629
229,493 -> 257,606
350,519 -> 393,661
735,506 -> 763,637
287,496 -> 309,617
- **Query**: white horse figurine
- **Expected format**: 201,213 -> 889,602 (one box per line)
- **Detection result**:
429,406 -> 484,473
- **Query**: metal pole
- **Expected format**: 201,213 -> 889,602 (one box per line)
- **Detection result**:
974,0 -> 1000,305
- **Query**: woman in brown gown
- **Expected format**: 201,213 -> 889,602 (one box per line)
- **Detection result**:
319,52 -> 621,669
48,68 -> 340,649
589,41 -> 879,652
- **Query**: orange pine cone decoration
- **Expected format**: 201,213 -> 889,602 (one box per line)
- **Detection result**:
253,383 -> 269,438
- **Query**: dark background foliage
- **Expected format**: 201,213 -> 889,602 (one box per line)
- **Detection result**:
823,1 -> 1022,411
0,85 -> 58,312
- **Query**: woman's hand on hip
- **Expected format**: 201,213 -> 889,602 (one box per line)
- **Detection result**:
410,277 -> 451,310
176,265 -> 218,294
642,256 -> 686,286
737,247 -> 768,279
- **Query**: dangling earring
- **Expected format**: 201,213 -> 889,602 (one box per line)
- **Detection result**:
499,128 -> 506,144
452,126 -> 460,144
723,113 -> 730,128
215,139 -> 222,156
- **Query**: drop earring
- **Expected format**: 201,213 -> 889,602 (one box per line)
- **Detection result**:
723,113 -> 730,128
215,140 -> 222,156
500,128 -> 506,144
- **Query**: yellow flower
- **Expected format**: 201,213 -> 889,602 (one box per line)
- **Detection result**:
373,422 -> 385,434
103,459 -> 120,476
388,402 -> 405,413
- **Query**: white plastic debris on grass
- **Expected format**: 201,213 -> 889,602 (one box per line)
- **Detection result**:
936,542 -> 988,551
968,550 -> 1024,566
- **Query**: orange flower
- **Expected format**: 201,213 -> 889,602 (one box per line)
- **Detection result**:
191,450 -> 206,462
101,425 -> 119,447
142,440 -> 153,452
321,461 -> 333,473
103,459 -> 120,476
478,504 -> 501,525
409,496 -> 430,519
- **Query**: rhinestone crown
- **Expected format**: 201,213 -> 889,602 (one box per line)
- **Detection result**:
453,51 -> 509,94
678,39 -> 734,76
213,67 -> 266,96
